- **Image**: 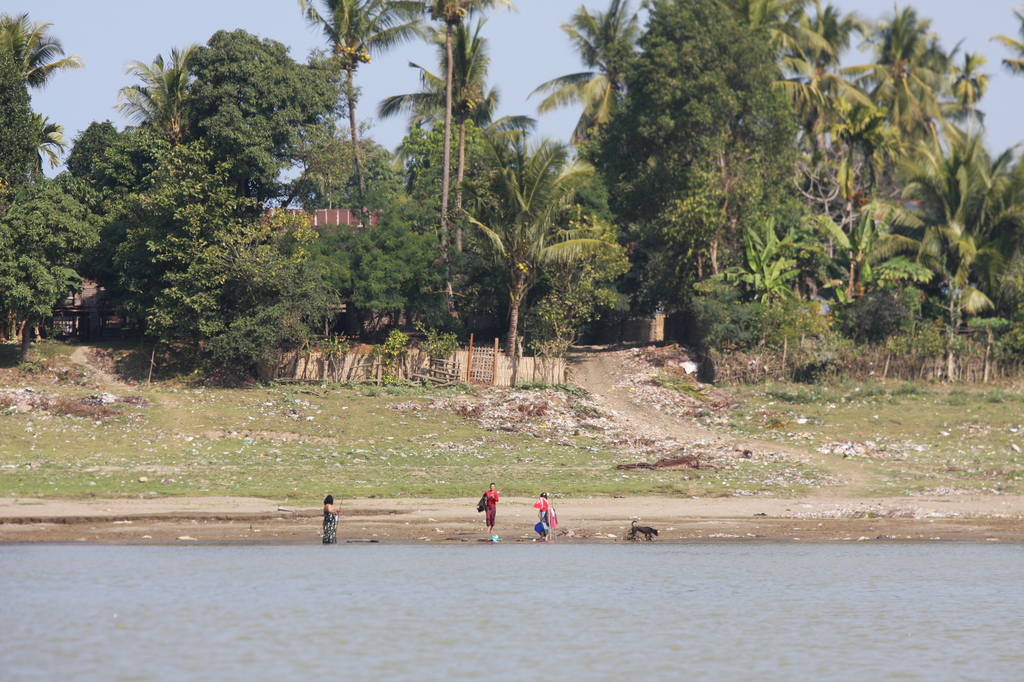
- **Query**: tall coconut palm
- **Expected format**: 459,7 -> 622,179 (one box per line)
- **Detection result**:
720,0 -> 830,57
426,0 -> 513,312
945,50 -> 989,127
298,0 -> 423,203
32,113 -> 65,171
992,8 -> 1024,74
116,45 -> 197,144
0,13 -> 82,88
828,99 -> 901,206
466,137 -> 613,358
530,0 -> 639,142
779,2 -> 869,150
844,6 -> 947,144
379,21 -> 532,250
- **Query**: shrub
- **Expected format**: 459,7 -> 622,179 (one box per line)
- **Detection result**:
790,333 -> 855,383
836,289 -> 911,343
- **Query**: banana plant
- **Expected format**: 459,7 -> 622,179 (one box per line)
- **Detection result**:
812,202 -> 926,300
722,218 -> 801,304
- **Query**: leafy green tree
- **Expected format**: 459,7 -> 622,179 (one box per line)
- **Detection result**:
0,49 -> 35,195
596,0 -> 799,307
531,0 -> 639,142
466,137 -> 613,355
298,0 -> 423,201
527,212 -> 628,356
65,121 -> 120,182
0,177 -> 98,361
112,142 -> 330,372
116,45 -> 197,144
992,8 -> 1024,75
187,30 -> 341,203
0,12 -> 82,88
292,128 -> 405,212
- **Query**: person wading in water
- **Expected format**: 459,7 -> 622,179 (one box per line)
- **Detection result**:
322,495 -> 340,544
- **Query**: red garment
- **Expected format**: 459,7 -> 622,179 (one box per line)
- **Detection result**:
484,490 -> 499,508
533,497 -> 549,512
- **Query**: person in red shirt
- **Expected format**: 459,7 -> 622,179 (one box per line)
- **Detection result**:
483,482 -> 499,533
533,492 -> 557,541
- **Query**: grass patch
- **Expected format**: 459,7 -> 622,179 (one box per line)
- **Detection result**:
0,378 -> 825,501
652,372 -> 708,401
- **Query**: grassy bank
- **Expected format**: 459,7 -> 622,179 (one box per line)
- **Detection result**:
721,381 -> 1024,496
0,342 -> 828,501
3,341 -> 1022,503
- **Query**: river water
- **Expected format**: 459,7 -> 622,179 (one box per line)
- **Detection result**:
2,543 -> 1022,681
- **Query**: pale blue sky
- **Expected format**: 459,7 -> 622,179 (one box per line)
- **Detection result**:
22,0 -> 1024,172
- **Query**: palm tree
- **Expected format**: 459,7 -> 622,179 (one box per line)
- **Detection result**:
828,99 -> 901,206
901,137 -> 1024,378
298,0 -> 423,202
32,113 -> 66,171
530,0 -> 639,142
778,2 -> 868,149
380,21 -> 532,251
992,8 -> 1024,74
945,50 -> 989,127
426,0 -> 513,312
720,0 -> 831,57
116,45 -> 197,144
845,6 -> 947,144
466,137 -> 612,358
0,12 -> 82,88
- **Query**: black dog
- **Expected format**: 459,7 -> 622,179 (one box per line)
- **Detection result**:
627,519 -> 658,541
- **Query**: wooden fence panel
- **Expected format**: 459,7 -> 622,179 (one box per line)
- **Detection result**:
270,344 -> 567,386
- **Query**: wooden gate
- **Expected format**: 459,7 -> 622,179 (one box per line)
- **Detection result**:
465,336 -> 500,385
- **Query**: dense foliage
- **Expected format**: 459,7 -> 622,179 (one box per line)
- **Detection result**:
4,0 -> 1024,380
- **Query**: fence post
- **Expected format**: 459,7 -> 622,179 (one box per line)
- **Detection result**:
466,333 -> 475,383
492,338 -> 500,386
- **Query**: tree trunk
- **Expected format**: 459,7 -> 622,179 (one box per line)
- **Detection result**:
455,117 -> 468,253
506,276 -> 526,358
19,319 -> 32,363
441,24 -> 456,314
345,69 -> 367,212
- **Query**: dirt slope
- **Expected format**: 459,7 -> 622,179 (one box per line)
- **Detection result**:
567,346 -> 874,495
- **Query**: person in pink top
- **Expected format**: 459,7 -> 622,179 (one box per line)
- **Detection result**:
533,492 -> 557,541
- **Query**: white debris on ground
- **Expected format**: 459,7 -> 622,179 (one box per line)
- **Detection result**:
0,387 -> 149,418
391,381 -> 837,493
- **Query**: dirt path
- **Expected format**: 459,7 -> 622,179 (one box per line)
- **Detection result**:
567,346 -> 875,495
70,345 -> 133,390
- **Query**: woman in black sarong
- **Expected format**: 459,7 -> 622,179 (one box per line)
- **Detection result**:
322,494 -> 340,544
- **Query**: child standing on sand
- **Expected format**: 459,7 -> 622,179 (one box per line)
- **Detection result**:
533,492 -> 557,541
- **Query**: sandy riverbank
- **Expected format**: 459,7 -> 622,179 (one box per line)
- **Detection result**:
3,495 -> 1024,543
